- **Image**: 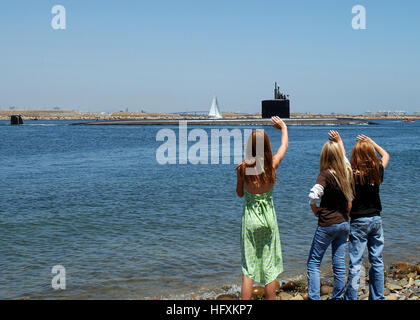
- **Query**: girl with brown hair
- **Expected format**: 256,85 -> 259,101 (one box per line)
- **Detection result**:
344,134 -> 389,300
236,116 -> 288,300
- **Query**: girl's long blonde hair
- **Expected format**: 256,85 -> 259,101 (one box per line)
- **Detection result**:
320,141 -> 354,201
236,130 -> 276,187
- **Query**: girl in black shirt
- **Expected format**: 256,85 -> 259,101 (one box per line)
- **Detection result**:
344,135 -> 390,300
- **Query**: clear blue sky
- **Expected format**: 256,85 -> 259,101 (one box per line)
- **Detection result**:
1,0 -> 419,114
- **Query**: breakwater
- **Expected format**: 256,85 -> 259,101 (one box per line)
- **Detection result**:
72,118 -> 374,126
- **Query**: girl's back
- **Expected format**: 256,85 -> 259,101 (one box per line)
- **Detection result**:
350,136 -> 389,219
314,169 -> 349,226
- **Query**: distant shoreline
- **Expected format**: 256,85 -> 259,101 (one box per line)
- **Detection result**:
70,118 -> 373,126
1,110 -> 418,121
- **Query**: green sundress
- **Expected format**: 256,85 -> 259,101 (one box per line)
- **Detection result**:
241,189 -> 283,285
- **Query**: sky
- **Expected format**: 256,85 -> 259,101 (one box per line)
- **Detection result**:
0,0 -> 419,114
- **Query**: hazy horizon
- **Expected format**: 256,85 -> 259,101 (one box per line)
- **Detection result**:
1,1 -> 419,114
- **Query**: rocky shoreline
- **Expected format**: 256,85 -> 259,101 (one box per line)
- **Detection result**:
199,261 -> 420,301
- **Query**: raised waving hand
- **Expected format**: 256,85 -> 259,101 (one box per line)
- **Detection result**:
271,116 -> 288,170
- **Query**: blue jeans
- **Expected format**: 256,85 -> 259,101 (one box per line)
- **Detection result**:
307,221 -> 350,300
344,216 -> 385,300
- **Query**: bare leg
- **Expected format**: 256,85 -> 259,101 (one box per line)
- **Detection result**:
241,274 -> 253,300
265,280 -> 277,300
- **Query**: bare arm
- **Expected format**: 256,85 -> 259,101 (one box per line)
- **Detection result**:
347,201 -> 352,214
328,130 -> 347,159
271,116 -> 288,170
357,134 -> 390,169
310,203 -> 319,217
236,164 -> 244,197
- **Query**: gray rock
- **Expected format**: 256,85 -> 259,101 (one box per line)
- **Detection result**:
387,293 -> 399,300
320,285 -> 332,296
359,294 -> 368,300
405,278 -> 415,288
386,278 -> 399,286
387,283 -> 403,291
290,294 -> 304,300
278,292 -> 293,300
399,278 -> 409,287
216,294 -> 239,300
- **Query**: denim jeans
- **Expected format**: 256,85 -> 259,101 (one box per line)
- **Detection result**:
344,216 -> 385,300
307,221 -> 350,300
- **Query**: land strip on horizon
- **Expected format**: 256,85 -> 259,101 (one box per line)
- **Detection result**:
1,110 -> 419,121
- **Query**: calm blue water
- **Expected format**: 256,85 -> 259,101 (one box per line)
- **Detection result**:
0,120 -> 419,299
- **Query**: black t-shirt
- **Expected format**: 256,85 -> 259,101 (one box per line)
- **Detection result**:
316,170 -> 349,226
350,165 -> 384,219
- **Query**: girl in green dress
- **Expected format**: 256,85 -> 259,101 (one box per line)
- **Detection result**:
236,116 -> 288,300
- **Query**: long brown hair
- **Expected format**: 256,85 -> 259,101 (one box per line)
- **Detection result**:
320,141 -> 355,201
351,140 -> 383,186
236,130 -> 276,187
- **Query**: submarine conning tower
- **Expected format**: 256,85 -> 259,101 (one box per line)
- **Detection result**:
261,82 -> 290,118
11,115 -> 24,125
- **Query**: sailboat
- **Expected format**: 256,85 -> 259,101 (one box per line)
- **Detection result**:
208,96 -> 223,119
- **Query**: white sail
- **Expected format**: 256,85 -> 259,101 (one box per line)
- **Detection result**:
208,96 -> 222,118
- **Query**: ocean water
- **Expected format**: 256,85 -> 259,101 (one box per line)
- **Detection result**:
0,119 -> 419,299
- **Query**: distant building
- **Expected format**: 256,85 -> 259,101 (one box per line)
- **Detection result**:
378,110 -> 407,116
